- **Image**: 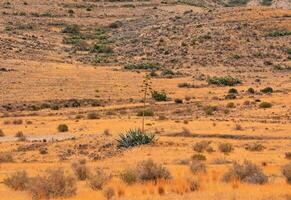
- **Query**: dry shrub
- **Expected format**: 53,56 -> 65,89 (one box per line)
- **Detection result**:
15,131 -> 24,138
219,143 -> 233,153
120,169 -> 138,185
188,178 -> 200,191
4,170 -> 29,191
136,159 -> 171,182
212,157 -> 231,165
282,163 -> 291,184
0,152 -> 13,163
88,168 -> 111,190
191,154 -> 206,161
285,152 -> 291,160
103,187 -> 115,200
223,160 -> 268,184
193,140 -> 212,153
71,160 -> 90,180
190,161 -> 207,175
0,129 -> 4,137
245,143 -> 265,151
57,124 -> 69,132
13,119 -> 23,125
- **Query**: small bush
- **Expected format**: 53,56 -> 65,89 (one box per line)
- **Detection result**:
174,98 -> 183,104
267,30 -> 291,37
120,169 -> 137,185
247,87 -> 255,94
29,169 -> 77,199
15,131 -> 24,138
191,154 -> 206,161
261,87 -> 273,93
117,129 -> 156,148
137,109 -> 154,117
203,105 -> 218,115
0,129 -> 4,137
87,112 -> 99,119
88,168 -> 110,190
151,90 -> 167,101
103,187 -> 115,200
71,160 -> 90,180
124,63 -> 160,71
188,179 -> 200,191
62,24 -> 80,35
190,161 -> 207,174
282,163 -> 291,184
136,159 -> 171,181
285,152 -> 291,160
223,160 -> 268,184
228,88 -> 238,94
219,143 -> 233,153
208,76 -> 241,86
4,171 -> 29,191
245,143 -> 265,151
13,119 -> 23,125
193,141 -> 212,153
57,124 -> 69,132
226,102 -> 235,108
225,93 -> 236,99
259,102 -> 272,108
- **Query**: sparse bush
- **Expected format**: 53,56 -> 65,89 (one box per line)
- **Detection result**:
88,168 -> 110,190
225,93 -> 236,99
234,124 -> 243,130
282,163 -> 291,184
120,169 -> 137,185
71,160 -> 90,180
62,24 -> 80,35
188,179 -> 200,191
219,143 -> 233,153
228,88 -> 238,94
29,169 -> 76,199
223,160 -> 268,184
190,161 -> 207,174
261,87 -> 273,94
124,63 -> 160,71
191,154 -> 206,161
285,152 -> 291,160
137,109 -> 154,117
39,147 -> 48,155
0,129 -> 4,137
151,90 -> 167,101
13,119 -> 23,125
117,129 -> 156,148
267,30 -> 291,37
90,43 -> 113,54
0,152 -> 13,163
193,141 -> 212,153
103,187 -> 115,200
208,76 -> 241,86
203,105 -> 218,115
4,171 -> 29,191
226,102 -> 235,108
15,131 -> 24,138
57,124 -> 69,132
259,102 -> 272,108
245,143 -> 265,152
136,159 -> 171,181
87,112 -> 99,119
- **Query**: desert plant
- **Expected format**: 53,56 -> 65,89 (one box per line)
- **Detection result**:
259,102 -> 272,108
228,88 -> 238,94
285,152 -> 291,160
103,187 -> 115,200
208,76 -> 241,86
226,102 -> 235,108
190,161 -> 207,174
174,98 -> 183,104
151,90 -> 167,101
124,63 -> 160,71
191,154 -> 206,161
15,131 -> 24,138
261,87 -> 273,93
247,87 -> 255,94
136,159 -> 171,181
219,143 -> 233,153
120,169 -> 137,185
193,141 -> 212,153
62,24 -> 80,35
117,129 -> 156,148
88,168 -> 110,190
4,171 -> 29,191
87,112 -> 99,119
203,105 -> 218,115
57,124 -> 68,132
223,160 -> 268,184
71,160 -> 90,180
245,143 -> 265,151
0,129 -> 4,137
137,109 -> 154,117
282,163 -> 291,184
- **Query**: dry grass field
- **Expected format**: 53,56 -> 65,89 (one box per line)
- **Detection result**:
0,0 -> 291,200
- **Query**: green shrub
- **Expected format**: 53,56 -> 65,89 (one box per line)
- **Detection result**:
90,43 -> 113,54
208,76 -> 241,86
117,129 -> 156,148
259,102 -> 272,108
267,30 -> 291,37
247,87 -> 255,94
151,90 -> 167,101
261,87 -> 273,93
57,124 -> 69,132
228,88 -> 238,94
261,0 -> 272,6
203,105 -> 218,115
223,161 -> 268,184
174,98 -> 183,104
124,63 -> 160,71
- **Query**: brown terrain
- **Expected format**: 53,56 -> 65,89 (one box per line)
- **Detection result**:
0,0 -> 291,199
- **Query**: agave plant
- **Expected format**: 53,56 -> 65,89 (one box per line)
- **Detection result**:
117,129 -> 156,148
